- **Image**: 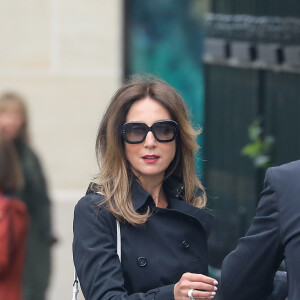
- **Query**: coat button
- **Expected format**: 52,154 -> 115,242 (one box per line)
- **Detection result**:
182,240 -> 190,249
137,257 -> 147,267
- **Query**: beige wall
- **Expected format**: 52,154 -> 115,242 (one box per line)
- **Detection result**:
0,0 -> 122,194
0,1 -> 122,298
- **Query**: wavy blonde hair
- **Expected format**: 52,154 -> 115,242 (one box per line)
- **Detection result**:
95,75 -> 206,225
0,138 -> 24,193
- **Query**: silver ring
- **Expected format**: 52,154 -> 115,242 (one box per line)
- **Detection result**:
188,288 -> 195,300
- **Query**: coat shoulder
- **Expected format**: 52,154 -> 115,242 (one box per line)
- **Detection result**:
75,190 -> 106,212
75,192 -> 111,225
267,160 -> 300,187
269,160 -> 300,176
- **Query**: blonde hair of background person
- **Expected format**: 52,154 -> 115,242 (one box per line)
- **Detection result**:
94,75 -> 206,225
0,138 -> 24,192
0,92 -> 29,143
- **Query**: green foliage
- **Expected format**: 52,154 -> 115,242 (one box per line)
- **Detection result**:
241,119 -> 275,169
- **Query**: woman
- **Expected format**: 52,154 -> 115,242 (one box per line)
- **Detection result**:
0,138 -> 28,300
73,76 -> 218,300
0,93 -> 56,300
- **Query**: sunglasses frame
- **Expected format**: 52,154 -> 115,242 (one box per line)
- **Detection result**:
121,120 -> 178,144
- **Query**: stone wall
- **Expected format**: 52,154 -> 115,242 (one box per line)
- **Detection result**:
0,0 -> 122,193
0,1 -> 122,298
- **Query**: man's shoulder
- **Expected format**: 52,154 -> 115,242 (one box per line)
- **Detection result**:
268,160 -> 300,178
266,160 -> 300,203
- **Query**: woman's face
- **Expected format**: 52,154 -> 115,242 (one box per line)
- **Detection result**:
124,97 -> 176,183
0,103 -> 24,140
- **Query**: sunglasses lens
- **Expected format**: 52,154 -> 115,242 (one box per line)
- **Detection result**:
153,122 -> 176,141
124,124 -> 146,143
122,121 -> 178,143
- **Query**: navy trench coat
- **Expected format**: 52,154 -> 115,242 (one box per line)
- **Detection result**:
73,177 -> 214,300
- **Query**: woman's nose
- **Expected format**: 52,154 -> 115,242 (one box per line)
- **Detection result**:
144,131 -> 156,147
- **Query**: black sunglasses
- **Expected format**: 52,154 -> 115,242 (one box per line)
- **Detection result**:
121,120 -> 178,144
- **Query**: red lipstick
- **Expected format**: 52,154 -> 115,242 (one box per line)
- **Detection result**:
142,155 -> 160,164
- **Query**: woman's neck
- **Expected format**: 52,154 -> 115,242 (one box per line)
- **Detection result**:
137,176 -> 167,208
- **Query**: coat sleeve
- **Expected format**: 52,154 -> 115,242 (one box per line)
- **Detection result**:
73,194 -> 175,300
23,148 -> 55,245
220,168 -> 286,300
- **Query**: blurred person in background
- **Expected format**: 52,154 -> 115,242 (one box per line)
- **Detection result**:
0,138 -> 28,300
0,92 -> 56,300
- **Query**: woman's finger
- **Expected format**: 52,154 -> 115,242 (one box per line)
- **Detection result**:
189,281 -> 218,292
182,272 -> 218,286
189,289 -> 216,299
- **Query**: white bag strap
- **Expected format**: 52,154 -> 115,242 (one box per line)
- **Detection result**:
72,219 -> 121,300
116,219 -> 121,262
72,269 -> 79,300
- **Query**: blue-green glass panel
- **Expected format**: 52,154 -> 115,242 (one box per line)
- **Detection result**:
127,0 -> 206,176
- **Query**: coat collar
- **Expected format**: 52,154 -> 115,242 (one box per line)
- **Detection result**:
86,178 -> 214,237
131,176 -> 203,210
131,177 -> 214,237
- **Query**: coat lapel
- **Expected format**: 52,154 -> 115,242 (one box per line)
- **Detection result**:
167,196 -> 214,238
130,177 -> 214,237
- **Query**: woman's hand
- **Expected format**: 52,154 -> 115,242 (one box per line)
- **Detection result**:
174,272 -> 218,300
